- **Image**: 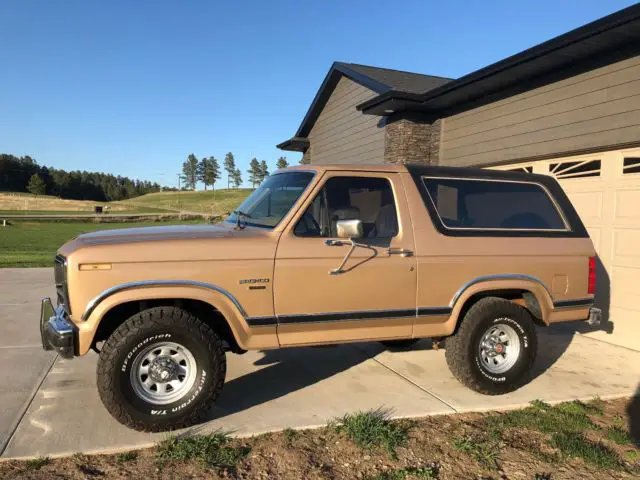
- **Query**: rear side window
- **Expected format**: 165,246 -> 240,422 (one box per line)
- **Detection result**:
422,177 -> 568,231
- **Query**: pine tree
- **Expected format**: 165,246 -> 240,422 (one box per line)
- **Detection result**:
232,168 -> 242,188
247,158 -> 261,188
182,153 -> 199,190
205,156 -> 221,191
26,173 -> 46,195
259,160 -> 269,183
276,156 -> 289,169
197,158 -> 207,190
223,152 -> 236,189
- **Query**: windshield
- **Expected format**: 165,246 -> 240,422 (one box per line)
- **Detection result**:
226,171 -> 315,229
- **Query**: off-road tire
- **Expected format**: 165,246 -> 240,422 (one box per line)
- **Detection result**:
97,306 -> 226,432
445,297 -> 537,395
380,339 -> 420,349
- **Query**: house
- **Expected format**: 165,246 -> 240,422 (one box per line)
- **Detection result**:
277,4 -> 640,350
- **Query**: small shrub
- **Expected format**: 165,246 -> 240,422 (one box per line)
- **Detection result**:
589,396 -> 605,414
611,414 -> 625,428
606,426 -> 632,445
452,435 -> 500,470
369,463 -> 439,479
283,427 -> 297,445
116,451 -> 138,463
550,432 -> 619,469
25,456 -> 50,470
487,400 -> 597,435
338,408 -> 409,458
156,432 -> 249,469
556,400 -> 602,416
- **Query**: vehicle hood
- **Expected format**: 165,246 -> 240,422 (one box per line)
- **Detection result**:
57,222 -> 277,264
75,223 -> 236,246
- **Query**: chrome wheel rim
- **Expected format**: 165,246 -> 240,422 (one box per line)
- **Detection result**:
478,322 -> 521,374
130,341 -> 197,405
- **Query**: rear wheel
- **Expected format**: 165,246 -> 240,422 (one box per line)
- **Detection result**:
97,306 -> 226,432
445,297 -> 537,395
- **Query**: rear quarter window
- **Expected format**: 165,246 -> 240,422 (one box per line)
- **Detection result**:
422,177 -> 568,231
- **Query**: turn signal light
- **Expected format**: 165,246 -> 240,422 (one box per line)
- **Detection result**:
588,256 -> 596,295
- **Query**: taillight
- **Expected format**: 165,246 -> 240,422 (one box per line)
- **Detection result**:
588,256 -> 596,295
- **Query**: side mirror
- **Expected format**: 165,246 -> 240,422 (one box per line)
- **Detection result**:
336,219 -> 363,239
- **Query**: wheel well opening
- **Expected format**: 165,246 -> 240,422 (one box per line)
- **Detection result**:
455,289 -> 543,332
92,299 -> 242,353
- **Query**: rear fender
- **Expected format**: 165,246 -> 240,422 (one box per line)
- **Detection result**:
444,275 -> 555,335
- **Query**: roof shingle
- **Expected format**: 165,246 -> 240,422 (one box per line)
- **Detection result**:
337,62 -> 452,94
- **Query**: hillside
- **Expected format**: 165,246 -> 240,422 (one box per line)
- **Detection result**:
0,192 -> 171,214
0,189 -> 251,215
117,188 -> 252,215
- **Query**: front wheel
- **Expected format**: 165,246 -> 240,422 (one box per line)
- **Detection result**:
97,307 -> 226,432
445,297 -> 537,395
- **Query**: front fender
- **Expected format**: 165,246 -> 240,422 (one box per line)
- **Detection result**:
77,282 -> 277,355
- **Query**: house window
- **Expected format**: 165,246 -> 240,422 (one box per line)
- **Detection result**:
623,157 -> 640,175
422,177 -> 567,231
549,160 -> 601,179
507,166 -> 533,173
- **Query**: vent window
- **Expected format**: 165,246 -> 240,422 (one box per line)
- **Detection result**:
623,157 -> 640,175
549,160 -> 601,179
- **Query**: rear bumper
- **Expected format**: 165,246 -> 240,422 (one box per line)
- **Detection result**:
40,298 -> 77,359
586,307 -> 602,327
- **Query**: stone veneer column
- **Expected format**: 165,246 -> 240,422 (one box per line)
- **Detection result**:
384,112 -> 440,165
300,147 -> 311,165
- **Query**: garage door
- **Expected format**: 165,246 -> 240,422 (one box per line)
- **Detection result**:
492,148 -> 640,351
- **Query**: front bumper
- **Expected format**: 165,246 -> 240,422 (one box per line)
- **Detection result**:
40,298 -> 76,359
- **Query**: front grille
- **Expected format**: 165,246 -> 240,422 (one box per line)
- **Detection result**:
54,255 -> 71,314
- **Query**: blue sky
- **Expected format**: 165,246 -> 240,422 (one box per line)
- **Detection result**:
1,0 -> 636,188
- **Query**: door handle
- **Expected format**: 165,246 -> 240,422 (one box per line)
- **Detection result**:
387,247 -> 413,257
325,239 -> 349,246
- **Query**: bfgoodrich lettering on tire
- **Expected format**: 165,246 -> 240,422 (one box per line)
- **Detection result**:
445,297 -> 537,395
97,306 -> 226,432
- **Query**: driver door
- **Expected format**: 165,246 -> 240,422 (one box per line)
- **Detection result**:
273,171 -> 417,346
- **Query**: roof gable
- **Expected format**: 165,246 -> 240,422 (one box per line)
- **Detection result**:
277,62 -> 452,149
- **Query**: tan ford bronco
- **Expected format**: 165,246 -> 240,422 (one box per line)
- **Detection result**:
40,164 -> 601,431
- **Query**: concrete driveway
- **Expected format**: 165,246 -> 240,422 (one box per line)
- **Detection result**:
1,268 -> 639,459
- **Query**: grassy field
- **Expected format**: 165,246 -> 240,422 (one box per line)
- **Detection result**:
0,189 -> 251,216
0,193 -> 174,214
0,189 -> 251,267
0,219 -> 206,267
117,188 -> 252,215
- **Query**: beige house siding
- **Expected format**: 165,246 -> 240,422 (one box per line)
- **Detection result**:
440,55 -> 640,167
308,76 -> 385,165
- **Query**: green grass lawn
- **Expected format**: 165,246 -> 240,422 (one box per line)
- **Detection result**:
0,219 -> 207,267
117,188 -> 251,215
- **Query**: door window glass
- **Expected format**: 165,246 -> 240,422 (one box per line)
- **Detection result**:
294,176 -> 398,238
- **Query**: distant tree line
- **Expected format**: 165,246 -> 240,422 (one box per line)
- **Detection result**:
0,154 -> 162,201
180,153 -> 291,190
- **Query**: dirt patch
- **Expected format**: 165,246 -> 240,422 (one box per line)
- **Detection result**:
1,398 -> 638,480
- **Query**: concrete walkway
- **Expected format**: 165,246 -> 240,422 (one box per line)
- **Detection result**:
1,269 -> 639,459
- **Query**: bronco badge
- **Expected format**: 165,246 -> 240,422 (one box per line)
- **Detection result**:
239,278 -> 270,285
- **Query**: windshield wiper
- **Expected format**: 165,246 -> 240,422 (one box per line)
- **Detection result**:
231,210 -> 251,230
